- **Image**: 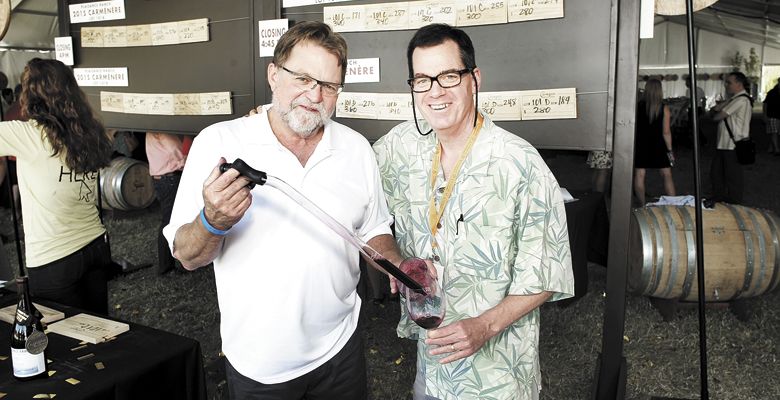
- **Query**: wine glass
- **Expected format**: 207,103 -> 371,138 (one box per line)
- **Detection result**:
399,258 -> 445,330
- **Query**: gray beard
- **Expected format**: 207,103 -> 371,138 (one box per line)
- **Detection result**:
272,94 -> 332,138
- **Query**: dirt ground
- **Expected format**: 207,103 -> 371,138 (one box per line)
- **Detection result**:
1,116 -> 779,399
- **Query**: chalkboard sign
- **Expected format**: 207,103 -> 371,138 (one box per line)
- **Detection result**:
62,0 -> 277,135
283,0 -> 616,150
62,0 -> 616,151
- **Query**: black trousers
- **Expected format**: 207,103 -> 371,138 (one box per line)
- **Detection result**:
226,328 -> 367,400
710,149 -> 744,204
27,235 -> 112,315
153,172 -> 181,274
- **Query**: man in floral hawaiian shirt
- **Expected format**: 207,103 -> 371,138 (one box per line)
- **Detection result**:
373,24 -> 575,400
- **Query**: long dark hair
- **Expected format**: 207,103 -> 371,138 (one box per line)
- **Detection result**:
19,58 -> 112,173
643,78 -> 664,123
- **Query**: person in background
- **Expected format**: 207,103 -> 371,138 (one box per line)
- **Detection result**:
0,84 -> 24,223
165,21 -> 403,399
763,80 -> 780,155
709,72 -> 752,204
634,78 -> 676,206
685,76 -> 706,113
145,132 -> 191,275
0,58 -> 114,314
373,24 -> 574,400
586,150 -> 612,194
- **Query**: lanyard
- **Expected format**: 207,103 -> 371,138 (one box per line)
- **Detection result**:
428,113 -> 484,254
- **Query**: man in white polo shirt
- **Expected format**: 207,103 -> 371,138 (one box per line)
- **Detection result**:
709,71 -> 752,204
164,21 -> 402,399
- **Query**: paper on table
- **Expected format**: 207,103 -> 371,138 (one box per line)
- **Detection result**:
47,313 -> 129,344
0,303 -> 65,324
560,188 -> 578,203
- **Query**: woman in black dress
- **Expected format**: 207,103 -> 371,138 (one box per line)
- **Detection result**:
634,78 -> 676,205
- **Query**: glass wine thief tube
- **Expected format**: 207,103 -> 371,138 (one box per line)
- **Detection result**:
220,159 -> 426,295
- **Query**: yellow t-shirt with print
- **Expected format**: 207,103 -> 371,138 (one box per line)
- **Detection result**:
0,120 -> 105,267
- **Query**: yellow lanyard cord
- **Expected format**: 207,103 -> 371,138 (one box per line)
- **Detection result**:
428,113 -> 484,250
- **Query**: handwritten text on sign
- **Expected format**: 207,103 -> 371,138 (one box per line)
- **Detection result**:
508,0 -> 564,23
323,5 -> 366,32
408,1 -> 457,28
100,91 -> 232,115
259,19 -> 289,57
334,88 -> 576,121
479,91 -> 522,121
55,37 -> 74,66
374,93 -> 415,120
456,0 -> 508,27
520,88 -> 577,120
364,2 -> 410,31
337,92 -> 378,119
283,0 -> 350,7
324,0 -> 564,32
81,19 -> 209,48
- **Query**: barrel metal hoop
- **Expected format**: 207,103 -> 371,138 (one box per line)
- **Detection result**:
648,208 -> 666,296
634,208 -> 655,294
745,208 -> 767,297
659,206 -> 679,298
724,203 -> 753,299
677,206 -> 697,300
761,209 -> 780,292
112,158 -> 131,210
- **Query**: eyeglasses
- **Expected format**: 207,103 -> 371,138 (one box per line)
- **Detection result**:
407,68 -> 473,93
280,66 -> 344,97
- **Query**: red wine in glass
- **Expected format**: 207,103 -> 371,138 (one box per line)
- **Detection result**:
399,258 -> 445,329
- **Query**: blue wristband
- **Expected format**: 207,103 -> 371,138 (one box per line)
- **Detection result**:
200,208 -> 229,236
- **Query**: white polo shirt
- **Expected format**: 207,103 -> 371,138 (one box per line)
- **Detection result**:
163,105 -> 392,383
716,90 -> 752,150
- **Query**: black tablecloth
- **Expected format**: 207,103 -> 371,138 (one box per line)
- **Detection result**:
0,295 -> 206,400
564,191 -> 609,301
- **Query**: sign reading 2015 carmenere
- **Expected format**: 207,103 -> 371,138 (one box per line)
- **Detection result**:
520,88 -> 577,120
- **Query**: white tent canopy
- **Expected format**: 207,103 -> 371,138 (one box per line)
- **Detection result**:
0,0 -> 56,89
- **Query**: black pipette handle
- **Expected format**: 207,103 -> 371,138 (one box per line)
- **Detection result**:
219,158 -> 267,189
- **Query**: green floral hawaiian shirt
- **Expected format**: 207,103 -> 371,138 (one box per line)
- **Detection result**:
374,115 -> 574,400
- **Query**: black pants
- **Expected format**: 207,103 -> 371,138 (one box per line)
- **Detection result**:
153,172 -> 181,274
27,235 -> 112,315
710,149 -> 744,204
226,328 -> 367,400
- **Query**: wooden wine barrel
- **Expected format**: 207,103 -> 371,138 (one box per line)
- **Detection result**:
99,157 -> 155,211
628,204 -> 780,301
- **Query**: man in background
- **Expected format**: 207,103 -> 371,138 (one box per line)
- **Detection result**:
146,132 -> 190,274
709,71 -> 752,204
763,80 -> 780,155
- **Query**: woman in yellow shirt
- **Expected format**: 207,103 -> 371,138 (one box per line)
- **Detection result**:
0,58 -> 113,314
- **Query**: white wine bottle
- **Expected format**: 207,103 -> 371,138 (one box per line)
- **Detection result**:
10,276 -> 48,380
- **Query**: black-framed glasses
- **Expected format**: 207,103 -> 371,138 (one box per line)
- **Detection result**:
280,65 -> 344,97
407,68 -> 473,93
